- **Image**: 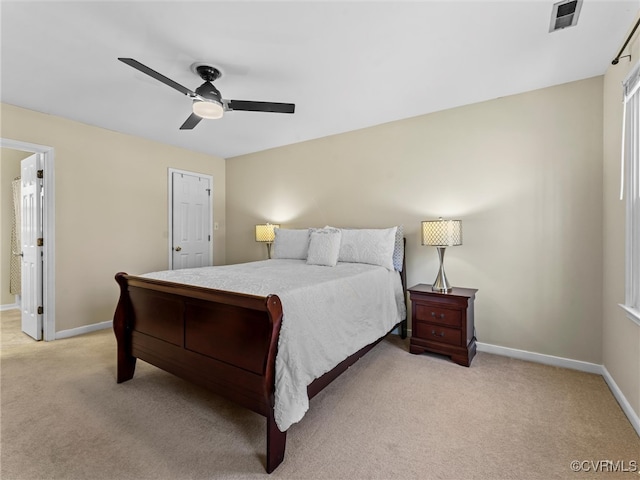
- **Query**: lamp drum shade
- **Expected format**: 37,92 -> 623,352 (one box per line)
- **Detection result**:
422,219 -> 462,247
255,223 -> 280,243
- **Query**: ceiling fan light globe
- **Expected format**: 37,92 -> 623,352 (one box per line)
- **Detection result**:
193,100 -> 224,119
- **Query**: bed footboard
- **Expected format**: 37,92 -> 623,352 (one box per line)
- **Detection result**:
113,272 -> 286,471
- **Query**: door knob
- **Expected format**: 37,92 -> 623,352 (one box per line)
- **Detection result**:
174,246 -> 182,252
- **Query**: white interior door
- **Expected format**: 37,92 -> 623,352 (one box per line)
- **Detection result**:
20,153 -> 43,340
171,171 -> 212,269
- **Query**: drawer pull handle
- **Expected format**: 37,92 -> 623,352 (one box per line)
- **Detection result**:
430,312 -> 445,319
431,330 -> 445,337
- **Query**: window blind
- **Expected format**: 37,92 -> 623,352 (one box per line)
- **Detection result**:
622,60 -> 640,318
621,61 -> 640,200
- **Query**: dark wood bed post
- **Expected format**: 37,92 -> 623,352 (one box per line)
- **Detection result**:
263,295 -> 287,473
266,413 -> 287,473
400,238 -> 408,339
114,272 -> 136,383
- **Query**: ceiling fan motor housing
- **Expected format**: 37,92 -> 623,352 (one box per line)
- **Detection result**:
195,82 -> 223,103
196,65 -> 222,82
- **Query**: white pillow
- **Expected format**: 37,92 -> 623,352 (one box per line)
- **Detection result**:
337,227 -> 398,270
392,225 -> 404,271
272,228 -> 310,260
307,228 -> 342,267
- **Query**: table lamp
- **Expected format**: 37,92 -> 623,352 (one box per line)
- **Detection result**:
421,218 -> 462,292
255,223 -> 280,259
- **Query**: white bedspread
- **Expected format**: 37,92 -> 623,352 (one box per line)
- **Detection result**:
142,259 -> 406,431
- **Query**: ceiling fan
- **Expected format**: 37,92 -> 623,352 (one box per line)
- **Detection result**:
118,58 -> 295,130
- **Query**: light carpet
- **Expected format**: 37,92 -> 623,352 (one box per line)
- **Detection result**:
1,309 -> 638,479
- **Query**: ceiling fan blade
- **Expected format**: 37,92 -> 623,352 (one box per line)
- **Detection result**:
118,58 -> 197,98
179,113 -> 203,130
227,100 -> 295,114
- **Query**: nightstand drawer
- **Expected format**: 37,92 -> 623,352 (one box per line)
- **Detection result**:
415,304 -> 461,328
414,322 -> 462,346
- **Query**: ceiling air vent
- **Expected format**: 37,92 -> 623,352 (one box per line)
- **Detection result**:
549,0 -> 583,32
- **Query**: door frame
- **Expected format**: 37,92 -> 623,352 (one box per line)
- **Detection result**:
167,168 -> 213,269
1,138 -> 56,341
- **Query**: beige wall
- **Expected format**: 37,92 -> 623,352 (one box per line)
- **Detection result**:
0,147 -> 32,305
0,103 -> 226,333
602,15 -> 640,420
227,77 -> 604,364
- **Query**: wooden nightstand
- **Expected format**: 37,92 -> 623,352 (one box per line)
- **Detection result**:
408,284 -> 477,367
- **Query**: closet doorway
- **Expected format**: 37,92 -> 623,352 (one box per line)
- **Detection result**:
1,139 -> 55,341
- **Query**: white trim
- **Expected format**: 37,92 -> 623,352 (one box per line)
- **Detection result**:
55,320 -> 112,340
619,303 -> 640,327
476,342 -> 602,374
621,98 -> 627,200
167,168 -> 214,269
602,366 -> 640,437
477,342 -> 640,437
0,138 -> 56,341
0,303 -> 19,312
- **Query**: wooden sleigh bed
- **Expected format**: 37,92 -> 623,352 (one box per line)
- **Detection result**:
113,232 -> 407,473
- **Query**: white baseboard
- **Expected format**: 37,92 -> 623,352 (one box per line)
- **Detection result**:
601,366 -> 640,437
476,342 -> 603,374
55,320 -> 112,340
477,341 -> 639,437
0,303 -> 19,312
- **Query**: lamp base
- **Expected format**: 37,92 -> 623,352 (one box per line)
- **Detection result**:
432,247 -> 452,293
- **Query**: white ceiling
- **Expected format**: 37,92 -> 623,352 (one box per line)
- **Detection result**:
1,1 -> 638,159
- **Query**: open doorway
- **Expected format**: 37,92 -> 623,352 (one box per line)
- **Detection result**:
0,139 -> 55,341
1,148 -> 31,316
